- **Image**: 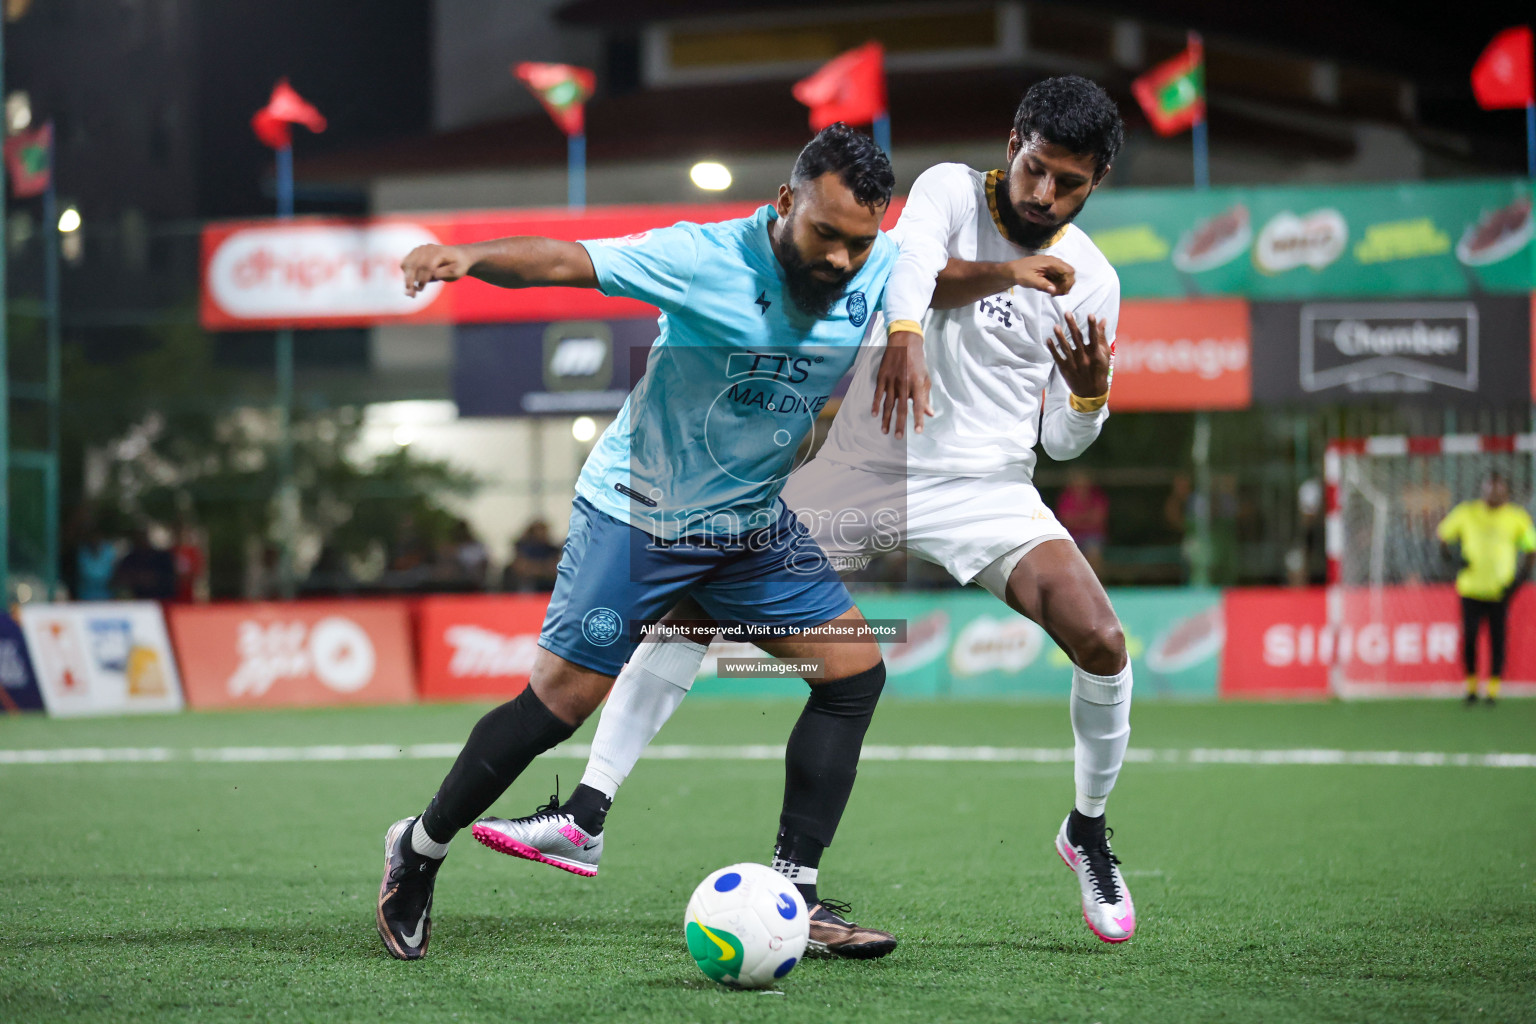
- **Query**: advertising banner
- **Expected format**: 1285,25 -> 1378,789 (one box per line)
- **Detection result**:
167,601 -> 416,709
201,200 -> 897,330
415,594 -> 548,701
0,613 -> 44,712
18,603 -> 184,717
1111,299 -> 1251,411
690,588 -> 1223,699
201,182 -> 1534,332
454,318 -> 659,417
1220,588 -> 1331,698
1076,179 -> 1533,299
1331,585 -> 1535,692
1249,295 -> 1531,404
1220,586 -> 1535,698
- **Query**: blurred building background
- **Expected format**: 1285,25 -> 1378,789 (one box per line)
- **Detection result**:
3,0 -> 1532,599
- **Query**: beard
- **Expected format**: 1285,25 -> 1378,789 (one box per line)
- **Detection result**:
777,220 -> 855,318
1003,173 -> 1089,250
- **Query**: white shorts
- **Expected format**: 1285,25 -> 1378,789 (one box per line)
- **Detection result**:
781,458 -> 1073,600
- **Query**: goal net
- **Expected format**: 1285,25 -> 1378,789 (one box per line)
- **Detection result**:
1325,434 -> 1536,698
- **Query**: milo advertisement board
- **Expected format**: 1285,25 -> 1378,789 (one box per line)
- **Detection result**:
691,588 -> 1222,700
1076,179 -> 1533,299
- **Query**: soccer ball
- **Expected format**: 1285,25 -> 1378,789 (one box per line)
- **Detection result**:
684,863 -> 808,989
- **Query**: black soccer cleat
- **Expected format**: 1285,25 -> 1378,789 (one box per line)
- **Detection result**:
376,817 -> 442,961
806,899 -> 898,959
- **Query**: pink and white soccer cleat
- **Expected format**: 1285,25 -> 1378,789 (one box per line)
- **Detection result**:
472,801 -> 603,877
1055,812 -> 1135,942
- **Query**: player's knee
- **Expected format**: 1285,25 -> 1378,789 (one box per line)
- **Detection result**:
807,659 -> 886,718
1074,619 -> 1127,676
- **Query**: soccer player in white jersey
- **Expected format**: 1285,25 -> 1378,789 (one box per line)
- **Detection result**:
486,77 -> 1136,947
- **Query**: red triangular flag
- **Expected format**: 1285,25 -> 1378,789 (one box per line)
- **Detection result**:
1472,26 -> 1534,110
251,78 -> 328,150
1132,40 -> 1206,137
793,42 -> 887,131
514,62 -> 596,137
4,122 -> 52,199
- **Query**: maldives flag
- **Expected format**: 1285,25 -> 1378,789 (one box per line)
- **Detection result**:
4,122 -> 51,198
1132,40 -> 1205,137
793,42 -> 886,131
251,79 -> 327,149
1471,26 -> 1534,110
514,62 -> 596,136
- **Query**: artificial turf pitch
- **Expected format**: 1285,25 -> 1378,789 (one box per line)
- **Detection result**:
2,698 -> 1533,1023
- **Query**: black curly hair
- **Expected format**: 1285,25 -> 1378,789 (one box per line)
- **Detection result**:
1012,76 -> 1125,175
790,122 -> 895,212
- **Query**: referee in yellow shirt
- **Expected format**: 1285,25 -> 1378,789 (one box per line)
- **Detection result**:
1437,472 -> 1536,704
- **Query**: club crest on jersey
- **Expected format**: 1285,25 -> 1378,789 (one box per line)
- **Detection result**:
846,291 -> 868,327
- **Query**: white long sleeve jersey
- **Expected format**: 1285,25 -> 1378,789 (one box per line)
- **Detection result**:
818,162 -> 1119,482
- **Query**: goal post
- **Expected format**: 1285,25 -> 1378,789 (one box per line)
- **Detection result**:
1324,434 -> 1536,698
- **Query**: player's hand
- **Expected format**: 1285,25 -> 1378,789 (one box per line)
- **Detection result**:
1011,255 -> 1075,296
873,330 -> 935,438
1048,312 -> 1112,399
400,244 -> 475,297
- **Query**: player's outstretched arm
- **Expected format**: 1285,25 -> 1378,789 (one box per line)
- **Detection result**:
401,237 -> 598,296
930,255 -> 1075,309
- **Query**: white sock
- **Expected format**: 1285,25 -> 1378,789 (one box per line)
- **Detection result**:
580,638 -> 706,799
410,817 -> 450,859
1070,660 -> 1133,819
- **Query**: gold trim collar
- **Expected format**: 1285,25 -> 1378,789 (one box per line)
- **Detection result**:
985,169 -> 1067,250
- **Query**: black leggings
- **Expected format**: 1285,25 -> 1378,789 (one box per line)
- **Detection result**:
1461,597 -> 1508,677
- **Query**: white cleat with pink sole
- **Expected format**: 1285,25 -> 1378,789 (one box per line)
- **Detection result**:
1054,813 -> 1135,943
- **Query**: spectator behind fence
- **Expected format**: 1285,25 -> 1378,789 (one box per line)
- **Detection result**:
504,519 -> 563,592
172,519 -> 208,602
1056,470 -> 1109,576
113,527 -> 176,601
76,523 -> 119,601
452,519 -> 490,590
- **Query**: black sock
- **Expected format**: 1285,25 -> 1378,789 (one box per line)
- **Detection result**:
419,686 -> 577,842
562,783 -> 613,834
774,660 -> 886,906
1067,808 -> 1106,848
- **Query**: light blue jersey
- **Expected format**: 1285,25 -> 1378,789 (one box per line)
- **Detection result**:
576,204 -> 897,539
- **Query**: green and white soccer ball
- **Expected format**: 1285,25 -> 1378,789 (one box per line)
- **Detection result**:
684,863 -> 809,989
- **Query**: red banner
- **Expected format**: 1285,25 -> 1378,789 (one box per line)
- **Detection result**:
1221,585 -> 1536,698
201,201 -> 905,331
415,594 -> 550,701
1220,588 -> 1330,698
167,601 -> 417,709
1112,299 -> 1250,411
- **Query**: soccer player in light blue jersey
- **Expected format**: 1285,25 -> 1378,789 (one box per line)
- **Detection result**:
377,125 -> 910,961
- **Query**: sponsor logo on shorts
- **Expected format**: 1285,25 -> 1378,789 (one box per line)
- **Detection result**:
582,607 -> 623,647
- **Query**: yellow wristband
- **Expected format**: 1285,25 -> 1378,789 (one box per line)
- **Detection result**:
1069,391 -> 1109,413
886,319 -> 923,338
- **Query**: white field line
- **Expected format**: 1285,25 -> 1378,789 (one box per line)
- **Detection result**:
0,743 -> 1534,769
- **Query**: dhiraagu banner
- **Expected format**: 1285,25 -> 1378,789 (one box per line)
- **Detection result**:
691,587 -> 1223,699
1076,179 -> 1533,299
